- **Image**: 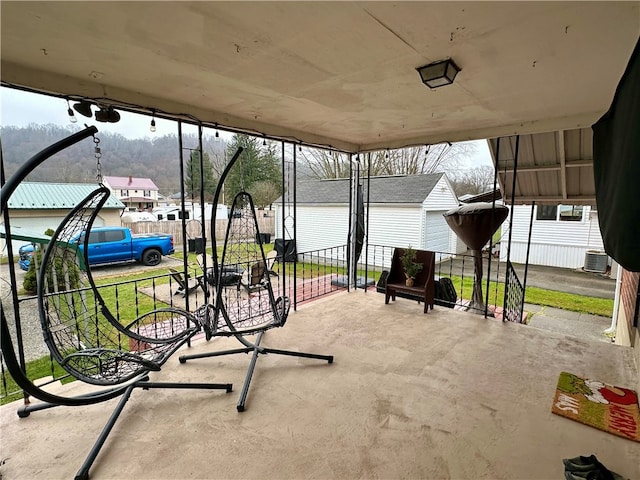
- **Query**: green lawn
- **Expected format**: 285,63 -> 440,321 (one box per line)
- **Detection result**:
451,275 -> 613,318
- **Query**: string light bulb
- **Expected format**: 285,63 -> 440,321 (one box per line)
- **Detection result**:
67,100 -> 77,123
150,111 -> 156,132
263,136 -> 267,146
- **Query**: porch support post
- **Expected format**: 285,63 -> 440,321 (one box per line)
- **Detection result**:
503,135 -> 520,318
522,200 -> 535,320
364,152 -> 372,291
177,121 -> 192,314
485,138 -> 501,318
293,143 -> 298,309
280,141 -> 287,305
347,156 -> 353,290
197,123 -> 208,305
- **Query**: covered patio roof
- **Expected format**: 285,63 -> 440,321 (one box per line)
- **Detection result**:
1,2 -> 637,153
489,127 -> 598,205
1,292 -> 638,479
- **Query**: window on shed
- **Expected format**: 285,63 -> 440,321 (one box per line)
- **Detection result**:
536,205 -> 557,221
559,205 -> 584,222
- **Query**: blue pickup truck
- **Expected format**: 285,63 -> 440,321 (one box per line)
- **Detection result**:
19,226 -> 174,270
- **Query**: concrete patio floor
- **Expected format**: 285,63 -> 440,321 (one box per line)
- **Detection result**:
1,290 -> 638,480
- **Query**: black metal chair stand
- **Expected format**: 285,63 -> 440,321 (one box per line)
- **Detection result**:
179,160 -> 333,412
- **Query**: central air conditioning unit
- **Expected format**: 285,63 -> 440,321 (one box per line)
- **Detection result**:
584,250 -> 608,273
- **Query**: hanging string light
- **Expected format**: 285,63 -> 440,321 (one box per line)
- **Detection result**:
385,149 -> 389,159
66,99 -> 77,123
150,110 -> 156,132
263,136 -> 267,146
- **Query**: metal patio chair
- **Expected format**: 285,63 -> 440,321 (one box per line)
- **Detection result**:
0,127 -> 232,480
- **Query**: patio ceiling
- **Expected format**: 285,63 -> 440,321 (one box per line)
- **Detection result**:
1,2 -> 638,153
489,127 -> 598,206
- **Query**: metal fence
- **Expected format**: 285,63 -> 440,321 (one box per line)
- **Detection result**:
503,260 -> 525,323
2,242 -> 513,404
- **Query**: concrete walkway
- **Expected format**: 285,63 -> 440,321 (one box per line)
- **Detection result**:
440,256 -> 616,299
525,303 -> 614,344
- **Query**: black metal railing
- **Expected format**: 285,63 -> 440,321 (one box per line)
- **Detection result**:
2,243 -> 514,403
1,270 -> 199,404
283,244 -> 348,308
503,260 -> 525,323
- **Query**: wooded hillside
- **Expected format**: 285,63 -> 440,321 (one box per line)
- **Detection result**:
1,124 -> 223,195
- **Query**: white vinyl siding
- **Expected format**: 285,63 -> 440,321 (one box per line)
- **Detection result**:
367,206 -> 423,248
420,176 -> 464,254
280,205 -> 349,253
500,205 -> 605,268
424,211 -> 450,253
423,176 -> 459,211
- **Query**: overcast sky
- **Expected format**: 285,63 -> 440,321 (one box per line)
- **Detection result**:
1,86 -> 491,168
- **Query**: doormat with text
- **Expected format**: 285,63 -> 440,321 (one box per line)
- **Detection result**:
551,371 -> 639,442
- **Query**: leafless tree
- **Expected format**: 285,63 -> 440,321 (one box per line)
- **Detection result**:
299,142 -> 475,179
249,180 -> 281,209
448,165 -> 496,196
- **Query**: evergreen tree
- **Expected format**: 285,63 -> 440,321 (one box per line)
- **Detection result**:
224,135 -> 282,206
184,149 -> 216,202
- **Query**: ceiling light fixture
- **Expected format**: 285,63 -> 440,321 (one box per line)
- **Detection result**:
95,106 -> 121,123
150,110 -> 157,132
73,100 -> 93,118
416,58 -> 461,89
66,100 -> 77,123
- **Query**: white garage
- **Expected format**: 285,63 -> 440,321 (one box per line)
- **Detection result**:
275,173 -> 466,259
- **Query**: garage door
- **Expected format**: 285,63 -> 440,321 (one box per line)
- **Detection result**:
424,211 -> 450,253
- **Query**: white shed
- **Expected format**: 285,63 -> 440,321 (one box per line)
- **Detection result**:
499,203 -> 607,270
275,173 -> 466,257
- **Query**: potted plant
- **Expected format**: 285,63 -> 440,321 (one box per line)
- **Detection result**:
401,246 -> 422,287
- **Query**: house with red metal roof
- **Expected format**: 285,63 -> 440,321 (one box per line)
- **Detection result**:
102,176 -> 160,211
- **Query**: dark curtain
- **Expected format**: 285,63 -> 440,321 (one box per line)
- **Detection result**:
592,37 -> 640,272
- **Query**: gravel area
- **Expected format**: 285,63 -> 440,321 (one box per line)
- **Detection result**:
1,273 -> 49,362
